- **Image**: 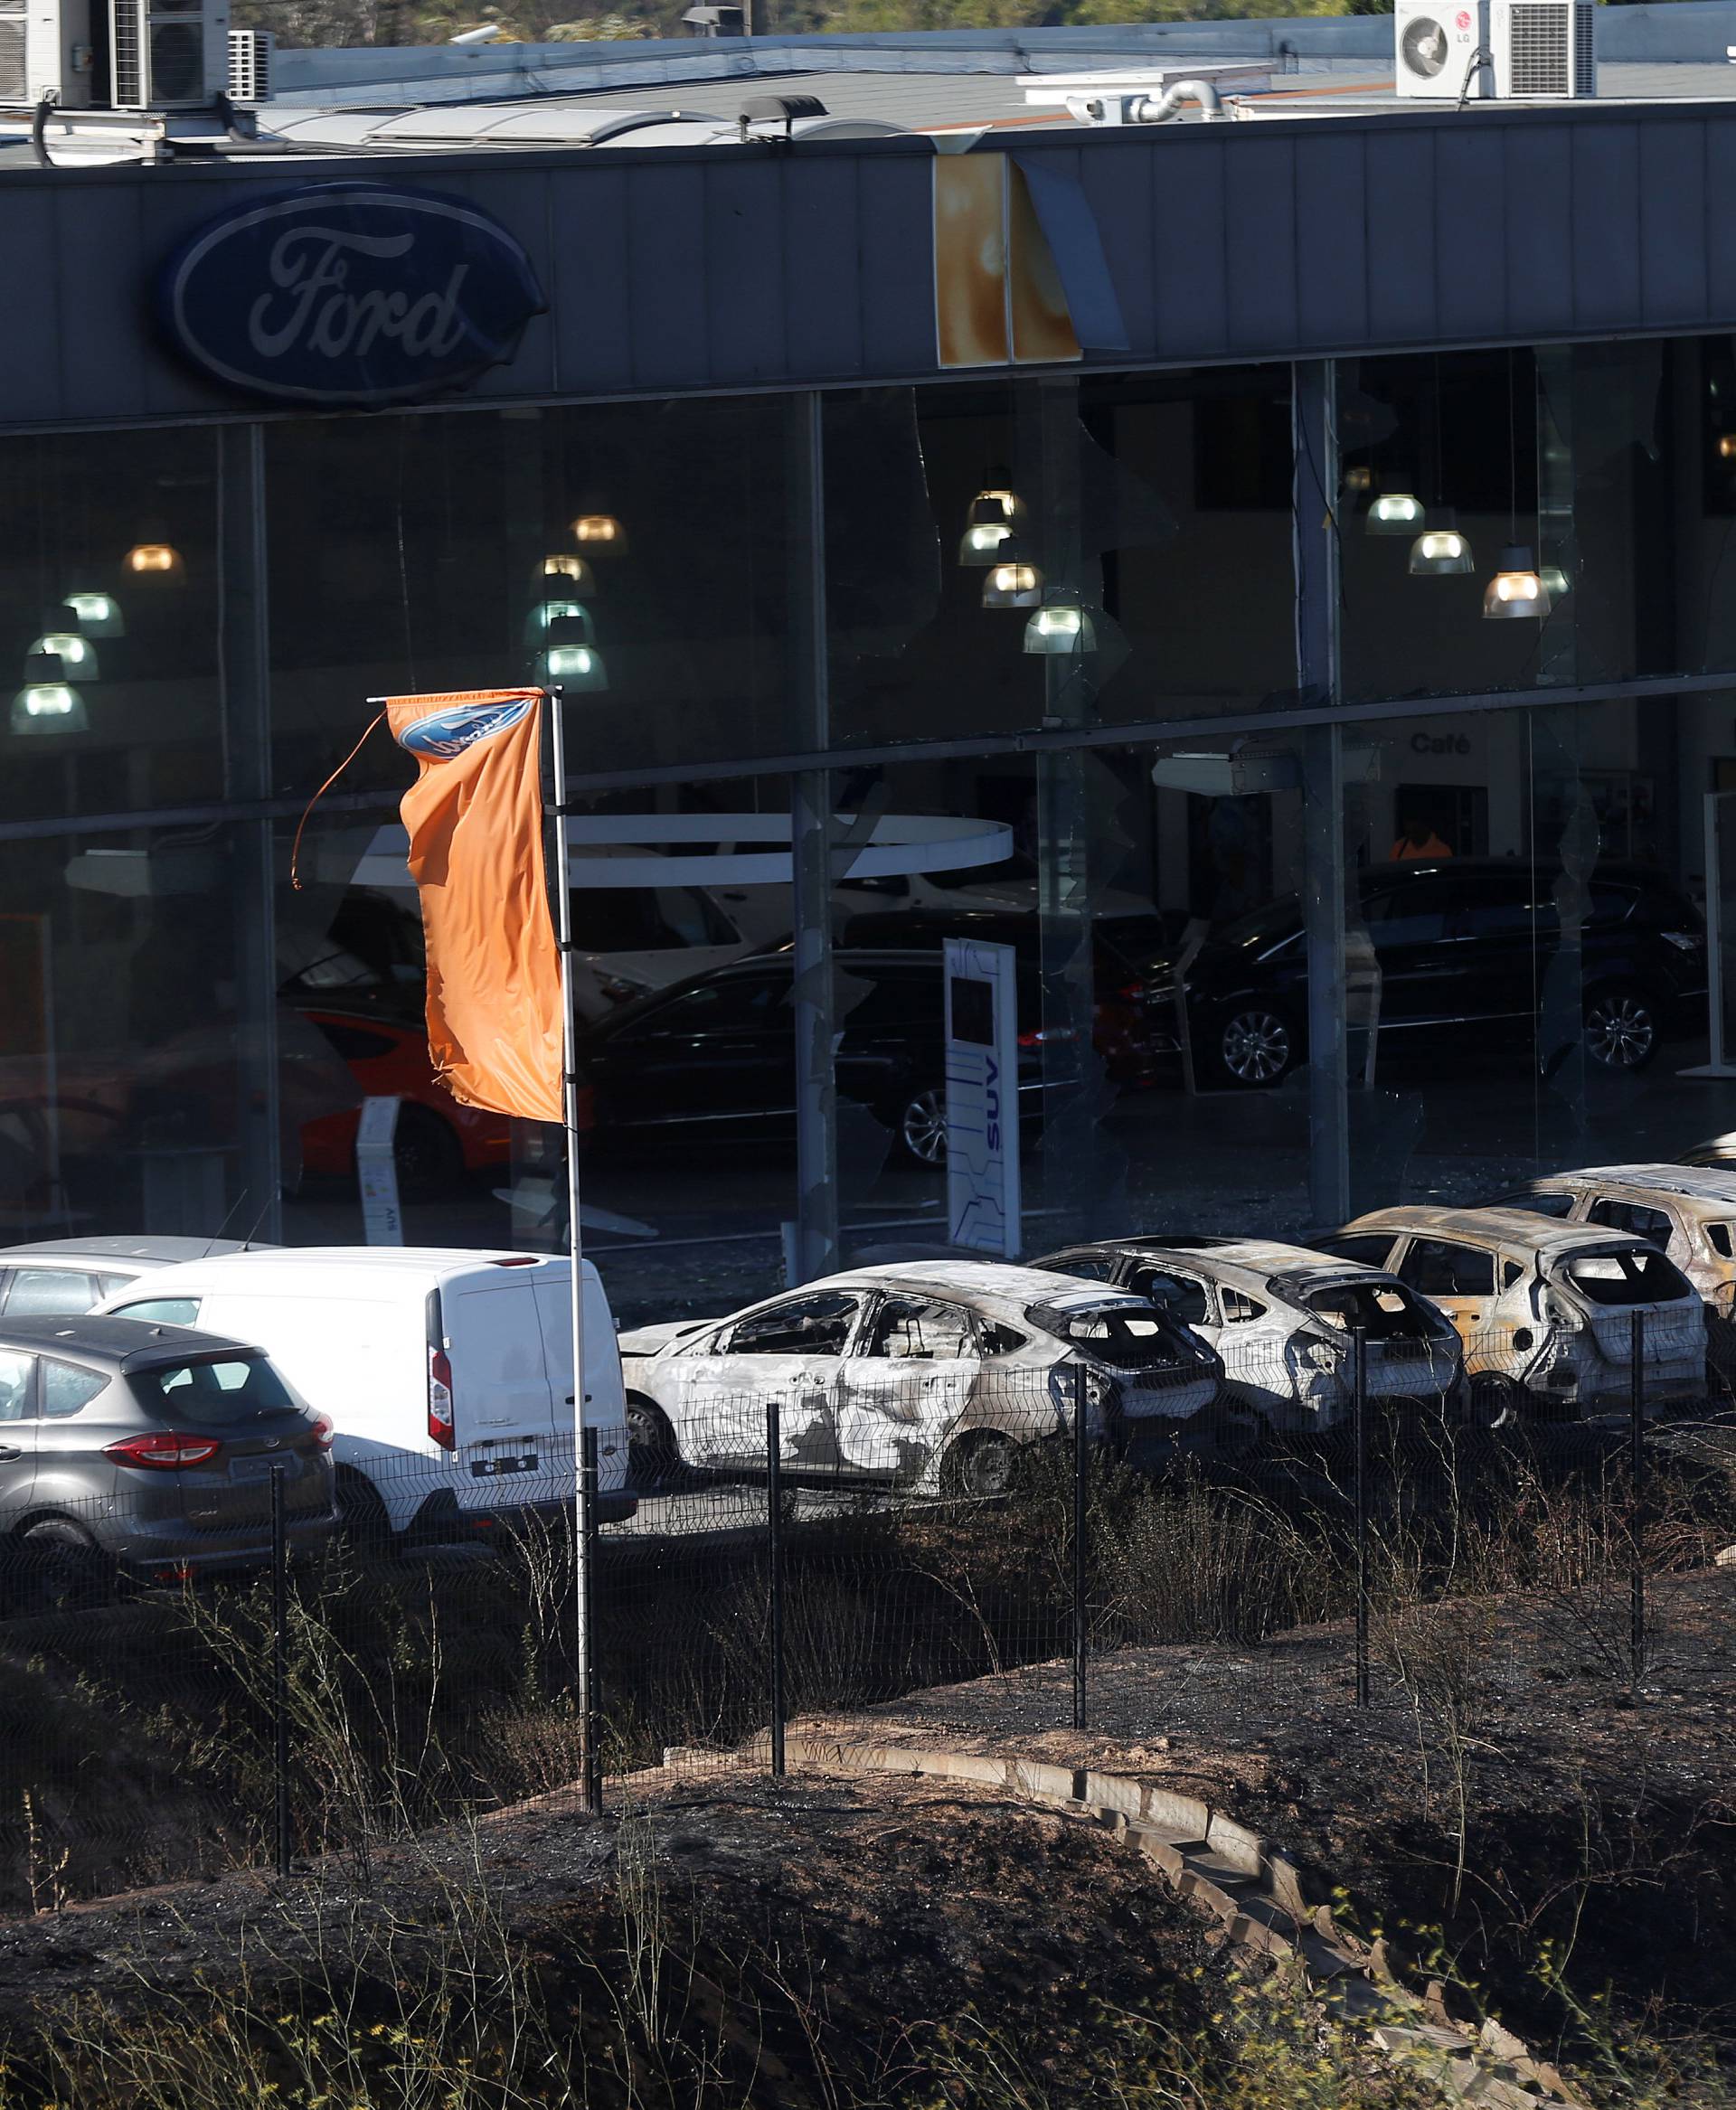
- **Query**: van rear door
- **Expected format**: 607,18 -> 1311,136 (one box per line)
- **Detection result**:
443,1269 -> 562,1511
533,1264 -> 629,1502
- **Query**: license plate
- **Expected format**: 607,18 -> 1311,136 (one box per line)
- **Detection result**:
231,1454 -> 300,1485
470,1453 -> 539,1479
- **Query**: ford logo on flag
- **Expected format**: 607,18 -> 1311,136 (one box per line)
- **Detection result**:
397,693 -> 540,758
158,183 -> 545,407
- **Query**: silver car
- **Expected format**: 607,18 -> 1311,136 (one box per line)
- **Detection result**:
618,1260 -> 1223,1497
1321,1206 -> 1707,1422
1036,1238 -> 1464,1437
0,1314 -> 335,1609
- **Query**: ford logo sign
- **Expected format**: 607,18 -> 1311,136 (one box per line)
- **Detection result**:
158,182 -> 546,407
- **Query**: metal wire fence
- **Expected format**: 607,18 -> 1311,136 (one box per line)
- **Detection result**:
0,1308 -> 1731,1913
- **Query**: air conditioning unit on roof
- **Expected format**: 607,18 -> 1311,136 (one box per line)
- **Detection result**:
109,0 -> 228,109
1393,0 -> 1492,100
1492,0 -> 1594,97
226,24 -> 268,99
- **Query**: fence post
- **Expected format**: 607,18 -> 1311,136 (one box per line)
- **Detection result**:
767,1394 -> 787,1778
1072,1361 -> 1088,1734
1630,1305 -> 1646,1701
269,1460 -> 292,1879
1352,1323 -> 1370,1710
579,1426 -> 602,1814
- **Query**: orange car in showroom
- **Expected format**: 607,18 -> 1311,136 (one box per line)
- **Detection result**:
295,1011 -> 514,1198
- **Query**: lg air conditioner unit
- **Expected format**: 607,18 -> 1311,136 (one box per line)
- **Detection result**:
1394,0 -> 1491,99
226,24 -> 269,99
109,0 -> 227,109
1492,0 -> 1595,97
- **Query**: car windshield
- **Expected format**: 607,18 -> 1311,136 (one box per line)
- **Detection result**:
1029,1300 -> 1203,1369
1298,1280 -> 1449,1342
1211,898 -> 1299,951
133,1355 -> 295,1424
1561,1250 -> 1694,1307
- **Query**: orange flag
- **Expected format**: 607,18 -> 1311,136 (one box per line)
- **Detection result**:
385,689 -> 563,1125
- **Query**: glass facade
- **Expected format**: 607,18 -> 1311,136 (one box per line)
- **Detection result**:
9,337 -> 1736,1325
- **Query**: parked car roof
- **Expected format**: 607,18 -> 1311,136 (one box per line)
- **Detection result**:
826,1260 -> 1149,1314
0,1236 -> 273,1265
100,1247 -> 564,1287
0,1314 -> 269,1371
1519,1165 -> 1736,1204
1043,1238 -> 1402,1298
1341,1206 -> 1658,1256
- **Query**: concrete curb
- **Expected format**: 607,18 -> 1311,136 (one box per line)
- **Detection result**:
760,1730 -> 1587,2110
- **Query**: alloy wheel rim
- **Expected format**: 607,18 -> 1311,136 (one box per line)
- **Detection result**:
966,1439 -> 1014,1497
1587,994 -> 1655,1069
1222,1012 -> 1290,1083
903,1090 -> 948,1164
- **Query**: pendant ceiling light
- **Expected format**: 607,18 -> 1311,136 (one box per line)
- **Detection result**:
1541,565 -> 1571,598
30,631 -> 99,680
1483,545 -> 1550,620
959,470 -> 1024,567
540,612 -> 609,691
1408,511 -> 1475,576
61,591 -> 125,637
12,652 -> 88,735
983,560 -> 1043,610
1365,489 -> 1425,536
1484,351 -> 1550,622
958,520 -> 1013,568
1023,588 -> 1097,656
571,513 -> 625,551
123,541 -> 184,581
526,598 -> 590,645
537,554 -> 596,595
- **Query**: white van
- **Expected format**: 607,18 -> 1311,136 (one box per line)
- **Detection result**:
96,1249 -> 634,1540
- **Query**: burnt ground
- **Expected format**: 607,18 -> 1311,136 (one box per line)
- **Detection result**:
0,1769 -> 1238,2105
814,1567 -> 1736,2045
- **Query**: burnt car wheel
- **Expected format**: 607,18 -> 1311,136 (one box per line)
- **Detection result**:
897,1088 -> 948,1168
1584,985 -> 1657,1072
626,1395 -> 679,1487
942,1430 -> 1017,1500
1216,1008 -> 1296,1088
1467,1373 -> 1524,1429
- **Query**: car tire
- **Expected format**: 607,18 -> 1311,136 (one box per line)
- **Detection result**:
383,1108 -> 467,1201
893,1087 -> 948,1169
335,1469 -> 392,1553
625,1394 -> 680,1488
1467,1373 -> 1524,1430
1214,1007 -> 1297,1088
14,1518 -> 111,1613
1583,984 -> 1659,1072
941,1429 -> 1018,1500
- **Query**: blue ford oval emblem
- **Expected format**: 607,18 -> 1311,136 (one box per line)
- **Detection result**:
397,694 -> 539,758
158,182 -> 546,407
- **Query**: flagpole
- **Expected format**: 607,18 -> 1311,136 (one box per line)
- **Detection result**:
547,683 -> 599,1817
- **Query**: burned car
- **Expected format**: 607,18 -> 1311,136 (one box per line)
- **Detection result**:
1035,1238 -> 1464,1437
616,1261 -> 1223,1497
1318,1206 -> 1707,1421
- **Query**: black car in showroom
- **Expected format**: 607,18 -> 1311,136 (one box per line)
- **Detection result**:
574,947 -> 1047,1166
1141,858 -> 1706,1088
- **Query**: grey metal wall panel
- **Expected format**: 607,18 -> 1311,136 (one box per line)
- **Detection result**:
1502,125 -> 1575,338
1707,120 -> 1736,331
1363,129 -> 1438,347
54,185 -> 149,423
624,161 -> 711,391
136,177 -> 247,422
551,165 -> 635,395
450,168 -> 558,400
1433,127 -> 1507,342
1222,137 -> 1297,354
1294,131 -> 1367,350
703,159 -> 788,385
0,193 -> 62,424
1639,123 -> 1709,326
1148,134 -> 1229,360
783,158 -> 865,380
854,155 -> 934,381
1571,122 -> 1643,332
1078,131 -> 1156,356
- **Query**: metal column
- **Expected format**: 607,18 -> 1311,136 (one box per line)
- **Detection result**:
219,423 -> 282,1245
788,393 -> 838,1285
1292,363 -> 1349,1229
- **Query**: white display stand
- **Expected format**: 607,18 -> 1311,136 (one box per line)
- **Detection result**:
943,937 -> 1022,1258
1680,790 -> 1736,1079
355,1095 -> 404,1245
